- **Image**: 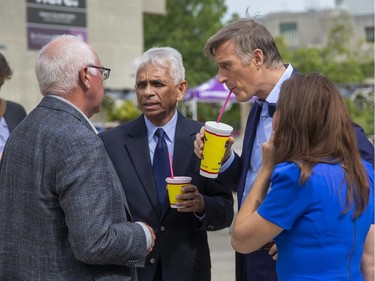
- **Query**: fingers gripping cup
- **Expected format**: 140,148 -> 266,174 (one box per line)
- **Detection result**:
165,176 -> 192,208
200,121 -> 233,179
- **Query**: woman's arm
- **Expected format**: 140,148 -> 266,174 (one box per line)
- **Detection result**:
361,224 -> 374,281
231,132 -> 283,253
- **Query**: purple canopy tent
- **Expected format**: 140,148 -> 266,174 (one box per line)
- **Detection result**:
182,76 -> 237,120
183,75 -> 237,102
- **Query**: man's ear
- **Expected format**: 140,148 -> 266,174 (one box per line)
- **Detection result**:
79,66 -> 90,89
176,80 -> 188,102
252,48 -> 264,69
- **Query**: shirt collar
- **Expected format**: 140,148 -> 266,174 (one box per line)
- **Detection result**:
265,63 -> 294,104
48,95 -> 98,134
256,64 -> 294,118
144,110 -> 178,143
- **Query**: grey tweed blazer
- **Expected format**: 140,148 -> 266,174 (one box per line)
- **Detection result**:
0,96 -> 147,280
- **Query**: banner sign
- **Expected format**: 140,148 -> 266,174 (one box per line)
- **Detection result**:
26,0 -> 87,50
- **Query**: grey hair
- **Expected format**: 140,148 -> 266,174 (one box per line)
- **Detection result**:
133,47 -> 185,85
35,34 -> 99,97
204,18 -> 283,68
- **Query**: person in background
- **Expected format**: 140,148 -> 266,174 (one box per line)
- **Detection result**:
194,17 -> 374,281
0,53 -> 27,159
231,72 -> 374,281
0,35 -> 155,281
99,47 -> 234,281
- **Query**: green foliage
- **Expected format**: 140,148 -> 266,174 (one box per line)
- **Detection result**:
344,97 -> 374,137
324,12 -> 354,60
144,0 -> 227,87
105,97 -> 141,123
360,60 -> 375,79
102,95 -> 115,113
289,48 -> 324,73
323,59 -> 364,83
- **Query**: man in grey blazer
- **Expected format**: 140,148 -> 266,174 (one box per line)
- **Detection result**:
0,35 -> 155,280
100,47 -> 234,281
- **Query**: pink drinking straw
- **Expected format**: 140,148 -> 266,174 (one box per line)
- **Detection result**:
216,89 -> 233,123
168,152 -> 174,178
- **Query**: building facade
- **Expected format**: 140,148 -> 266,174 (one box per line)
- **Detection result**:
0,0 -> 165,114
260,0 -> 374,56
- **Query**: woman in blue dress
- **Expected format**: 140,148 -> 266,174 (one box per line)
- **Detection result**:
231,73 -> 374,281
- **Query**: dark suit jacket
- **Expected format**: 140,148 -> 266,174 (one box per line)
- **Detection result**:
0,96 -> 147,281
3,100 -> 27,132
99,112 -> 234,281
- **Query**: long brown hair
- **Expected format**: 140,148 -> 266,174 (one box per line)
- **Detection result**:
274,73 -> 370,219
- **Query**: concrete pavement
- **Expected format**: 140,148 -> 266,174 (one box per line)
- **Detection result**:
208,228 -> 236,281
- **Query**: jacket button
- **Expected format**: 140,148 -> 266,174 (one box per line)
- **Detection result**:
149,258 -> 156,264
160,226 -> 166,231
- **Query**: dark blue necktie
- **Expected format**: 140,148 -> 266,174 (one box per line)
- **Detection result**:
266,102 -> 276,118
153,128 -> 170,209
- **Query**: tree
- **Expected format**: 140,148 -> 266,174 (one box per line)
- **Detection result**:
324,12 -> 354,61
103,96 -> 141,123
344,97 -> 374,137
144,0 -> 227,87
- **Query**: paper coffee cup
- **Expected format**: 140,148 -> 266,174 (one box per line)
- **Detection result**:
165,176 -> 192,208
200,121 -> 233,178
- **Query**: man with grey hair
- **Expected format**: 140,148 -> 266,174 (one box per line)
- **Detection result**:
0,34 -> 155,281
99,46 -> 234,281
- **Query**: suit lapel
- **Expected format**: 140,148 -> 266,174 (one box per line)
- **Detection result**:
123,117 -> 162,217
237,103 -> 262,203
172,114 -> 195,177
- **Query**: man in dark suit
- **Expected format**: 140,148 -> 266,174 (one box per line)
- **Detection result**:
99,47 -> 234,281
0,35 -> 155,281
194,17 -> 374,281
0,52 -> 27,159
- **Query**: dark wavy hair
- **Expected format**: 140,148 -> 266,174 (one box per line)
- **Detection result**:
0,53 -> 13,79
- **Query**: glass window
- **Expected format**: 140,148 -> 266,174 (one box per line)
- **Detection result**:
280,22 -> 298,47
365,26 -> 374,42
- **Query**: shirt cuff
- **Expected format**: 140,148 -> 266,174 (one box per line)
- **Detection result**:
194,212 -> 206,221
220,150 -> 234,173
135,221 -> 152,250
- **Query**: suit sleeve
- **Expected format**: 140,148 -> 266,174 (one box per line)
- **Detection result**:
198,178 -> 234,231
54,132 -> 148,267
353,122 -> 374,166
216,151 -> 242,192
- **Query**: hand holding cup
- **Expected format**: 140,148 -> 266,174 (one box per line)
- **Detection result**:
199,121 -> 233,178
194,126 -> 235,164
175,184 -> 205,214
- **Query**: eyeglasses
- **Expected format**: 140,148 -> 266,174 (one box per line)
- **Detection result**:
87,65 -> 111,81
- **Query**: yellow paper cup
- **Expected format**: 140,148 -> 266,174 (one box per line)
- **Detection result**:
165,176 -> 192,208
200,121 -> 233,179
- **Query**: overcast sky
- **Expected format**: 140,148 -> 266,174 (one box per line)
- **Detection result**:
224,0 -> 336,19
